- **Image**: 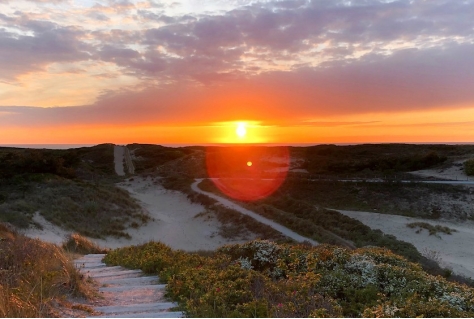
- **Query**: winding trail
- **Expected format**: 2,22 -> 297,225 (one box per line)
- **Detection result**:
191,179 -> 319,245
76,254 -> 182,318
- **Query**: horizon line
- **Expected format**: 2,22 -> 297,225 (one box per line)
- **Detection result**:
2,141 -> 474,150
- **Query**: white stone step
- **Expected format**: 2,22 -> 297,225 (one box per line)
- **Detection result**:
90,311 -> 183,318
89,269 -> 143,279
81,266 -> 122,274
82,266 -> 123,273
99,284 -> 167,292
77,254 -> 179,318
76,262 -> 107,269
98,276 -> 160,286
94,302 -> 177,314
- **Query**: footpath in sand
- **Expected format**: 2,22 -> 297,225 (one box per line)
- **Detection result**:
75,254 -> 182,318
23,145 -> 255,250
191,179 -> 319,246
89,145 -> 254,250
93,176 -> 251,250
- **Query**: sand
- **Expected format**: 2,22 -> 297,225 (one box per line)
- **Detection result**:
23,145 -> 251,252
21,147 -> 474,277
411,158 -> 473,181
93,177 -> 251,250
191,179 -> 318,245
337,209 -> 474,280
22,176 -> 251,251
20,212 -> 71,245
22,177 -> 474,279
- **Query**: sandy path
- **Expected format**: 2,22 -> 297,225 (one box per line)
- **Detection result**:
114,145 -> 125,176
191,179 -> 319,245
90,176 -> 250,251
23,176 -> 252,251
336,209 -> 474,279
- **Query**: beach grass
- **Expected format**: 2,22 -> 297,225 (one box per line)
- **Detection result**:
0,223 -> 95,317
0,175 -> 150,239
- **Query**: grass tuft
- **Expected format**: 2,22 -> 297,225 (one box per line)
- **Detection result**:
62,233 -> 108,255
0,223 -> 93,317
407,222 -> 457,236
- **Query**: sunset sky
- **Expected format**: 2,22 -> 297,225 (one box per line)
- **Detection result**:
1,0 -> 474,145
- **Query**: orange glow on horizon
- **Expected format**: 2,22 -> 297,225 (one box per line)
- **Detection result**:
1,107 -> 474,145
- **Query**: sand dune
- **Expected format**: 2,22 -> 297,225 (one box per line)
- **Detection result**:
23,176 -> 252,251
337,209 -> 474,280
93,177 -> 253,250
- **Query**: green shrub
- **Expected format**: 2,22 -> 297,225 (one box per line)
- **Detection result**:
464,159 -> 474,176
103,240 -> 474,317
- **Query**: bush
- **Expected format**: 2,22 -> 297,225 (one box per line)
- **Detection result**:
103,239 -> 474,317
464,159 -> 474,176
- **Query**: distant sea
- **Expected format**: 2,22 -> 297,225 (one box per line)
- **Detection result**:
0,144 -> 96,149
1,142 -> 474,150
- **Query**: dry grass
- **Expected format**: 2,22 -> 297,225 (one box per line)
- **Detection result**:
62,233 -> 108,255
0,223 -> 94,317
407,222 -> 457,236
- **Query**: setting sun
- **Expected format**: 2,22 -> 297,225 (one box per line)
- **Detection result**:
236,123 -> 247,138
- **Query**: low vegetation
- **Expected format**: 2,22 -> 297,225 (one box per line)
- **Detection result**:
127,144 -> 192,173
0,175 -> 149,238
0,224 -> 93,317
0,144 -> 118,181
62,233 -> 108,254
187,192 -> 289,243
280,177 -> 474,220
104,239 -> 474,317
0,144 -> 151,238
197,179 -> 473,285
407,222 -> 457,236
464,159 -> 474,176
292,144 -> 474,177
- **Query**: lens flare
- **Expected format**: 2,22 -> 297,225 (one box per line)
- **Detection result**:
206,146 -> 289,201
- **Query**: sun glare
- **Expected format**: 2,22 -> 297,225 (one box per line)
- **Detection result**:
213,121 -> 267,144
236,123 -> 247,138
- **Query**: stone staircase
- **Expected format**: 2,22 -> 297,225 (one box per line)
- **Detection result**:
75,254 -> 182,318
